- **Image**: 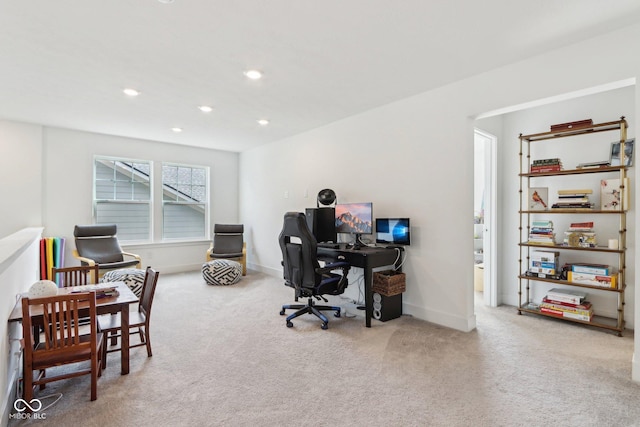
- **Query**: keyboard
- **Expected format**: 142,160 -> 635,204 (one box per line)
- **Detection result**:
317,242 -> 341,249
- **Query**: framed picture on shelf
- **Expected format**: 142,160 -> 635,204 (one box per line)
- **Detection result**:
609,138 -> 634,166
528,187 -> 549,211
600,178 -> 629,211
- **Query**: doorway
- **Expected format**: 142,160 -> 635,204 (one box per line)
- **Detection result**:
474,129 -> 497,307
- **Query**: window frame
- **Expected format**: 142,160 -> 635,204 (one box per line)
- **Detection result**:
160,161 -> 210,242
93,156 -> 153,244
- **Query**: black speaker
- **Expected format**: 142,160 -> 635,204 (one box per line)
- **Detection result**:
305,208 -> 336,243
372,292 -> 402,322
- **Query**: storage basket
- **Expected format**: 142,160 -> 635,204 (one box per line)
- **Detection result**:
372,270 -> 406,296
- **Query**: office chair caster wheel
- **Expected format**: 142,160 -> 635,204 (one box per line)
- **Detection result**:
280,309 -> 286,315
334,310 -> 341,318
286,321 -> 293,328
321,323 -> 328,330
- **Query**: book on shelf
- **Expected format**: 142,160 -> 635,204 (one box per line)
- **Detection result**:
532,158 -> 561,165
568,221 -> 594,231
529,250 -> 559,274
570,263 -> 612,276
552,189 -> 594,210
546,288 -> 587,305
528,187 -> 549,210
541,296 -> 592,310
600,178 -> 629,211
557,189 -> 593,195
540,300 -> 593,317
525,271 -> 562,280
532,220 -> 553,228
576,160 -> 610,169
540,307 -> 593,322
550,119 -> 593,132
530,165 -> 563,173
567,271 -> 618,289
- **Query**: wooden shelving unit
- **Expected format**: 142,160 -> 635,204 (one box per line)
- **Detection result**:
517,117 -> 629,336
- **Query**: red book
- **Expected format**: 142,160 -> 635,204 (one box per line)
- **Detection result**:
530,166 -> 562,173
542,297 -> 592,310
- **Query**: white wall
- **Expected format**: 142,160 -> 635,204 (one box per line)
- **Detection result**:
240,23 -> 640,379
0,228 -> 42,426
0,121 -> 43,240
41,127 -> 240,273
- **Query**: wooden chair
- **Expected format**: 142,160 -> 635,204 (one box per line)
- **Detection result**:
21,292 -> 104,403
52,265 -> 100,287
98,267 -> 159,366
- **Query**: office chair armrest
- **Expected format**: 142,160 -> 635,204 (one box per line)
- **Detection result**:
72,249 -> 97,266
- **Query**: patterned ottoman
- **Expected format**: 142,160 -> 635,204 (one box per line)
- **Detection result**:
202,259 -> 242,286
101,268 -> 146,297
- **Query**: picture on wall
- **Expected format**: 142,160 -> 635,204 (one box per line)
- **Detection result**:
610,138 -> 634,167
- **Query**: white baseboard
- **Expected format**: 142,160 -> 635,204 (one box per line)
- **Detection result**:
633,352 -> 640,383
403,301 -> 477,332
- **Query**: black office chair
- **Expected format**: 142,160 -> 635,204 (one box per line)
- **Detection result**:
279,212 -> 350,329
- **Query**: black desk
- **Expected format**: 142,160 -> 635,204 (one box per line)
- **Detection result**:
317,245 -> 402,327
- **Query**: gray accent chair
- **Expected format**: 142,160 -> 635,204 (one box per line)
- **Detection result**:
73,224 -> 142,278
206,224 -> 247,275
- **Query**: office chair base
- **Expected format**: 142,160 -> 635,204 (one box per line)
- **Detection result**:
280,298 -> 341,329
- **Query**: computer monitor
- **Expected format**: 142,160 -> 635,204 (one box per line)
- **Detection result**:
376,218 -> 411,246
335,202 -> 373,248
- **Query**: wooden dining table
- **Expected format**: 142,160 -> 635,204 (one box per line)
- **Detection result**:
8,281 -> 139,375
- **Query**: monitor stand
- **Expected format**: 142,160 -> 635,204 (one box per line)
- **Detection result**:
352,234 -> 364,250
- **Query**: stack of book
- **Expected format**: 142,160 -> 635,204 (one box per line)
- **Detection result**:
540,287 -> 593,321
527,250 -> 560,279
528,220 -> 555,245
70,283 -> 120,298
552,189 -> 594,210
567,263 -> 618,289
563,221 -> 596,248
530,158 -> 562,173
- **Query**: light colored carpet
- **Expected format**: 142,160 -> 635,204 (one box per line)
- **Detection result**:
9,270 -> 639,427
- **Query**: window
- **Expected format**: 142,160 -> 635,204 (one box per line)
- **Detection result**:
161,163 -> 208,239
94,158 -> 151,242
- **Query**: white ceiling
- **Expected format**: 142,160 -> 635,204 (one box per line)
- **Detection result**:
2,1 -> 640,152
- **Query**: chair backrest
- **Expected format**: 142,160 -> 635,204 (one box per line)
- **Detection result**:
21,292 -> 98,357
74,224 -> 125,264
139,267 -> 160,321
52,265 -> 99,287
212,224 -> 244,255
278,212 -> 321,292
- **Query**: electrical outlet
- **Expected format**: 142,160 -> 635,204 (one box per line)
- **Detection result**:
284,191 -> 289,199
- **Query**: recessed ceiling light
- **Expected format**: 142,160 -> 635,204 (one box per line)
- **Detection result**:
244,69 -> 263,80
198,105 -> 213,113
123,88 -> 140,97
171,127 -> 183,133
158,0 -> 174,3
257,119 -> 269,126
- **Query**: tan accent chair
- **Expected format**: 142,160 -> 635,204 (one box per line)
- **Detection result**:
73,224 -> 141,278
206,224 -> 246,276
